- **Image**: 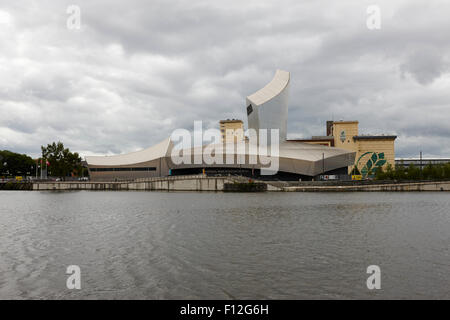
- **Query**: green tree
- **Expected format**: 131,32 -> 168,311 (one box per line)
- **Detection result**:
0,150 -> 36,177
350,166 -> 361,175
384,163 -> 394,180
41,142 -> 81,179
375,166 -> 386,180
422,163 -> 435,180
394,163 -> 407,180
376,162 -> 450,181
444,163 -> 450,180
405,163 -> 421,180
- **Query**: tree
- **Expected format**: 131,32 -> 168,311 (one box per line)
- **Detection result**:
376,162 -> 450,181
422,163 -> 436,180
375,166 -> 386,180
41,142 -> 81,178
0,150 -> 35,177
444,163 -> 450,180
405,163 -> 420,180
394,163 -> 407,180
384,163 -> 394,180
350,166 -> 361,175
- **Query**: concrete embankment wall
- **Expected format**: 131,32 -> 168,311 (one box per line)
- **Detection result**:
29,178 -> 450,192
283,181 -> 450,192
32,175 -> 232,192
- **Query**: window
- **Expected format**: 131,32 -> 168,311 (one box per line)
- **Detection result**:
90,167 -> 157,172
132,167 -> 157,171
247,104 -> 253,115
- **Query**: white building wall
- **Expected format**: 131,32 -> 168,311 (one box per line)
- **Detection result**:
246,70 -> 290,143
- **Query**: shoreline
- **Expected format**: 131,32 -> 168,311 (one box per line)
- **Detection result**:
1,176 -> 450,192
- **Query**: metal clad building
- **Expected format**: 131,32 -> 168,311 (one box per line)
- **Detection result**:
86,71 -> 355,181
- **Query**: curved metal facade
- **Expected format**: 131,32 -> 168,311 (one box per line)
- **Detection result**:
246,70 -> 290,142
86,139 -> 355,181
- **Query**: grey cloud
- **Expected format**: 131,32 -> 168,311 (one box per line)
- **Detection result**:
400,49 -> 448,85
0,0 -> 449,159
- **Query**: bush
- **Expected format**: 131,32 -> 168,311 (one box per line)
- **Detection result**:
350,166 -> 361,175
375,162 -> 450,181
375,166 -> 386,180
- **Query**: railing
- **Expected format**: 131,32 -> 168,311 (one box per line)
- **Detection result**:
135,175 -> 207,183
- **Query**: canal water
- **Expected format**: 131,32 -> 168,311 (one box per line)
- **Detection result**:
0,191 -> 449,299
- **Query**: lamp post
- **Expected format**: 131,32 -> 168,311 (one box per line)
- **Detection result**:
322,153 -> 325,179
420,150 -> 423,179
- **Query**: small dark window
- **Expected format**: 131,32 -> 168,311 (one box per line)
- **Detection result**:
247,104 -> 253,115
132,167 -> 156,171
90,167 -> 156,172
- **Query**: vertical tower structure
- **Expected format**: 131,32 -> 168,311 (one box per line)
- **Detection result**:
246,70 -> 290,143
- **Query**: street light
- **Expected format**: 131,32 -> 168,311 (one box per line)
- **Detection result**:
420,150 -> 423,179
322,153 -> 325,180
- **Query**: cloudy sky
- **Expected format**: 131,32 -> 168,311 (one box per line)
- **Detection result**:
0,0 -> 449,158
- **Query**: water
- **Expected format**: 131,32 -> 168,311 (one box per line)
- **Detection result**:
0,191 -> 449,299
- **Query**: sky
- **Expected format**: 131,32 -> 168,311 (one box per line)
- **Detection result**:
0,0 -> 449,159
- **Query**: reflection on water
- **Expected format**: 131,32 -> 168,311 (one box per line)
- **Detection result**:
0,191 -> 449,299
